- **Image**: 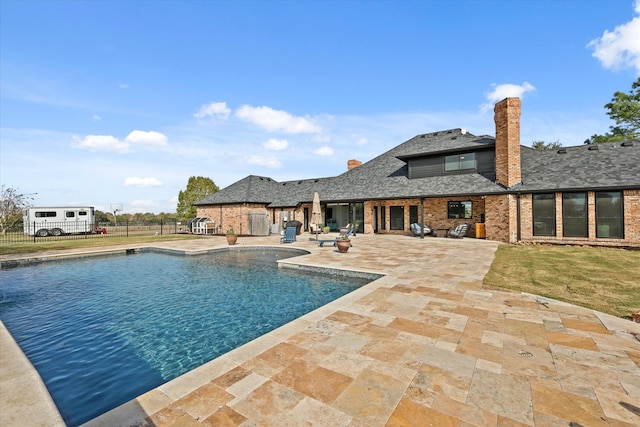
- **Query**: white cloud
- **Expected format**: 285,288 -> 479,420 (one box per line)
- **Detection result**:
485,82 -> 536,103
125,130 -> 168,146
118,81 -> 129,89
75,134 -> 130,153
194,102 -> 231,120
314,146 -> 334,156
92,114 -> 101,121
75,130 -> 167,153
263,138 -> 288,150
124,177 -> 163,187
246,155 -> 282,168
236,105 -> 322,133
480,82 -> 536,112
588,0 -> 640,75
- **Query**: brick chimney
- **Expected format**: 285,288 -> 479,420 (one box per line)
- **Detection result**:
494,98 -> 521,188
347,159 -> 362,170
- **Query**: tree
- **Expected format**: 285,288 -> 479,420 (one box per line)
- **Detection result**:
176,176 -> 219,220
0,185 -> 35,234
95,210 -> 110,223
532,140 -> 562,151
587,77 -> 640,143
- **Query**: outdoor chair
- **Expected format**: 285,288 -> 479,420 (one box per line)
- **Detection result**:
280,226 -> 297,243
448,223 -> 470,238
339,223 -> 354,236
309,223 -> 322,234
411,223 -> 433,237
319,227 -> 354,247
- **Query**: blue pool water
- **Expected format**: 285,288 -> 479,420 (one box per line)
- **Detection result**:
0,249 -> 372,426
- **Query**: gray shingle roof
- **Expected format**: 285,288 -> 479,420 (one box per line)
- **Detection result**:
196,130 -> 640,208
518,141 -> 640,192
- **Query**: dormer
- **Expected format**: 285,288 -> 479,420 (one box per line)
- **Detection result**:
396,129 -> 496,180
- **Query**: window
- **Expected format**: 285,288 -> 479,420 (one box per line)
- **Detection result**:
390,206 -> 404,230
35,211 -> 57,218
532,193 -> 556,236
447,201 -> 472,219
562,193 -> 587,237
445,152 -> 476,171
352,203 -> 364,234
596,191 -> 623,238
409,205 -> 418,225
66,211 -> 75,218
79,211 -> 87,216
380,206 -> 386,230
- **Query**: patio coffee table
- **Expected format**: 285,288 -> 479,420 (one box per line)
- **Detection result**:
434,228 -> 450,237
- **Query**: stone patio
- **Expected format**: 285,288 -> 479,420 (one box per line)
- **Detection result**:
1,233 -> 639,426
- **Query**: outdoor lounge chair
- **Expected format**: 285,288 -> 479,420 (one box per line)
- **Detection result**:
318,238 -> 352,248
339,223 -> 354,236
319,228 -> 354,247
280,226 -> 297,243
411,223 -> 433,237
448,223 -> 470,238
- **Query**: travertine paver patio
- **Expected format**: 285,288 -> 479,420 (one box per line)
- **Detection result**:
1,233 -> 639,426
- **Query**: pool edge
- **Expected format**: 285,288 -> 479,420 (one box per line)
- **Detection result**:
0,320 -> 66,427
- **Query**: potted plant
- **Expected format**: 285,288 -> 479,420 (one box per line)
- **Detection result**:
322,226 -> 330,234
226,227 -> 237,245
336,234 -> 351,253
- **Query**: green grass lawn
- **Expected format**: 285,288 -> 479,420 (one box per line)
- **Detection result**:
0,234 -> 207,256
483,244 -> 640,320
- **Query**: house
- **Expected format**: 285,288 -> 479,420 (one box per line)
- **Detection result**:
195,98 -> 640,247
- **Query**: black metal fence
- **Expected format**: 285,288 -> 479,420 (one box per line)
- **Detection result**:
0,220 -> 181,244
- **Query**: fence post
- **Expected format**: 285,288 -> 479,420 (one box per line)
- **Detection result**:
33,221 -> 36,243
126,219 -> 129,237
160,219 -> 163,235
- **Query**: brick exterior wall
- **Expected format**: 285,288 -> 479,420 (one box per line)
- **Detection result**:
197,203 -> 269,235
366,197 -> 486,237
494,98 -> 521,188
517,190 -> 640,248
485,194 -> 516,243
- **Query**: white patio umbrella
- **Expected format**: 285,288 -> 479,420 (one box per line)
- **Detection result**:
311,192 -> 322,241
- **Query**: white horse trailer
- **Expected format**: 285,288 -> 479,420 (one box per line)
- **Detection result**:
23,206 -> 103,237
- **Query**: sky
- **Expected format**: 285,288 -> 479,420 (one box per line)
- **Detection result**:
1,0 -> 639,214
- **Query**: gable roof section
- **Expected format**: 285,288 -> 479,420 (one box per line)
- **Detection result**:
518,141 -> 640,192
395,129 -> 495,160
195,175 -> 279,205
325,129 -> 503,200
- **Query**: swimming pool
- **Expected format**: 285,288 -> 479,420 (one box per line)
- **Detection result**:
0,248 -> 373,426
